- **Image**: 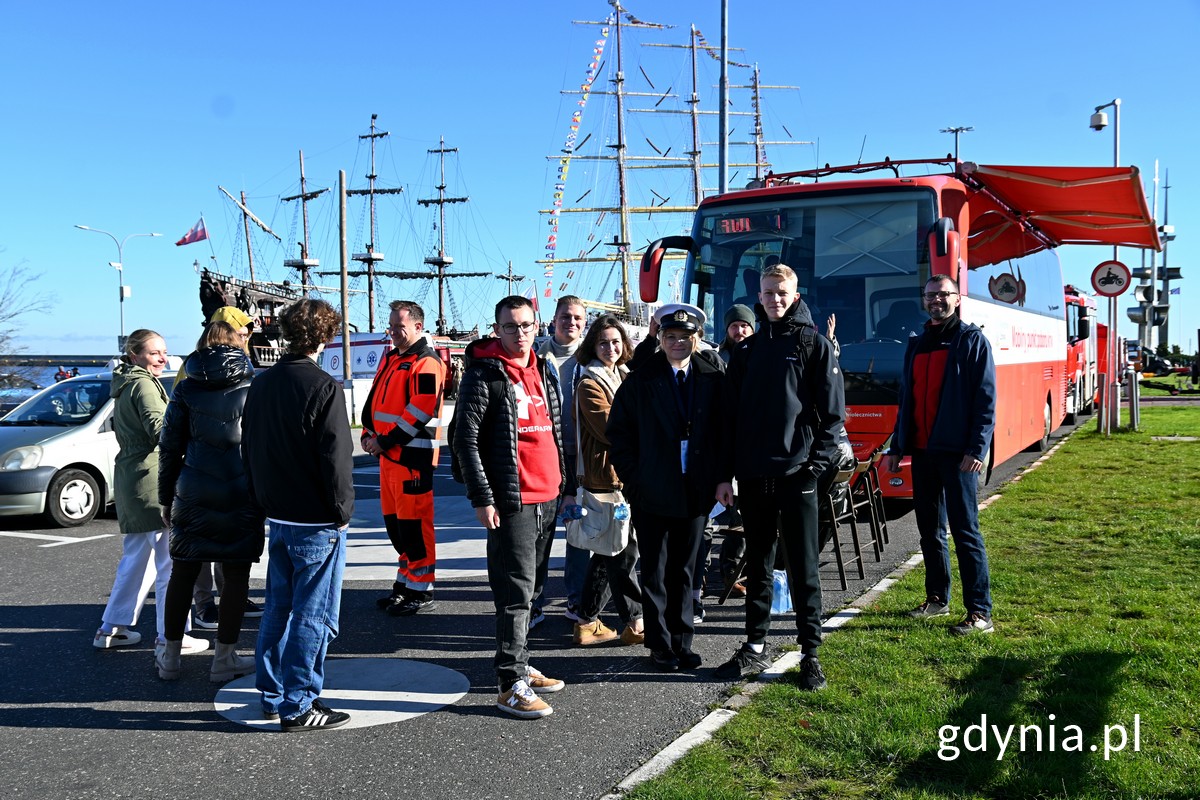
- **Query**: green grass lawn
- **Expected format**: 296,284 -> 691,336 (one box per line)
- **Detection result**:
629,406 -> 1200,800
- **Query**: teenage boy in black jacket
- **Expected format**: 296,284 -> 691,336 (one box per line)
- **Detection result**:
715,264 -> 845,690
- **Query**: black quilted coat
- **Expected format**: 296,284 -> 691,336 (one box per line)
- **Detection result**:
451,338 -> 565,515
158,345 -> 264,562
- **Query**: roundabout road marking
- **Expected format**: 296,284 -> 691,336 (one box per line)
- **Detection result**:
213,657 -> 470,731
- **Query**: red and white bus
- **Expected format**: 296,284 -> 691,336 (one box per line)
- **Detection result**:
640,159 -> 1158,497
1063,285 -> 1099,423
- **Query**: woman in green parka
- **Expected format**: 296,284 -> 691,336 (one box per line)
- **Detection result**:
93,329 -> 208,657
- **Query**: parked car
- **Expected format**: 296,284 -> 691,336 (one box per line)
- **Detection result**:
0,371 -> 177,527
0,375 -> 43,416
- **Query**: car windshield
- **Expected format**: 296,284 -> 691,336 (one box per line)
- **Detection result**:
0,379 -> 113,426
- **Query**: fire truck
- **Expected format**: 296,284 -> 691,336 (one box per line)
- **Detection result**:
1063,285 -> 1099,423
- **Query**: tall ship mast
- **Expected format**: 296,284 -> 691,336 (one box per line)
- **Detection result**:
342,113 -> 405,332
538,4 -> 804,320
281,149 -> 328,294
376,138 -> 492,337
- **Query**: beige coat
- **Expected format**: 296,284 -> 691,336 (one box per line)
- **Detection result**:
573,361 -> 627,493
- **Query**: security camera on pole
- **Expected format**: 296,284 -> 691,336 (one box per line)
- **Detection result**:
1092,259 -> 1130,434
1089,98 -> 1122,436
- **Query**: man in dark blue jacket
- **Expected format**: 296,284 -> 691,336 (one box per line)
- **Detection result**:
715,265 -> 845,690
887,274 -> 997,635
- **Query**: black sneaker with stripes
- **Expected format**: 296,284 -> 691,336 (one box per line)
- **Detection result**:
280,699 -> 351,732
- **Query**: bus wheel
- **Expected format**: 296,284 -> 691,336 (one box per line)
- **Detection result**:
1025,400 -> 1052,452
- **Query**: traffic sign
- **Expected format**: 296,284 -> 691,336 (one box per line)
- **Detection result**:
1091,260 -> 1130,297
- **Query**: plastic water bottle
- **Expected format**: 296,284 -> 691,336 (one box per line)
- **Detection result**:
558,504 -> 587,525
613,502 -> 630,521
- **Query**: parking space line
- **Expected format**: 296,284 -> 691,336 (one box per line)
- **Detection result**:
0,531 -> 117,547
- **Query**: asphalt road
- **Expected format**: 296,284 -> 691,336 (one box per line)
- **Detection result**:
0,419 -> 1080,800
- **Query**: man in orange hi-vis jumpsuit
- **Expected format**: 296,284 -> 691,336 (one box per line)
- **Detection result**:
362,301 -> 447,616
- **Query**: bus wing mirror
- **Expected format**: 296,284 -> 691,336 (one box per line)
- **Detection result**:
640,235 -> 695,302
1078,317 -> 1091,341
928,218 -> 960,274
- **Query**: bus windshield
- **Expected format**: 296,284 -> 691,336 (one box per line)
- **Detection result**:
684,188 -> 937,404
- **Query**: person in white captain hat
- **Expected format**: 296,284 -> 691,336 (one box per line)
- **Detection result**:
607,302 -> 730,673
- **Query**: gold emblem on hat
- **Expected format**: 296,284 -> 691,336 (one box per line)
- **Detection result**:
673,310 -> 688,322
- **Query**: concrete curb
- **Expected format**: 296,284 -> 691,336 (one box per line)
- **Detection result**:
597,427 -> 1079,800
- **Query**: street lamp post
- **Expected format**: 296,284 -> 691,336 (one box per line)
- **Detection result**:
74,225 -> 161,353
1089,99 -> 1120,435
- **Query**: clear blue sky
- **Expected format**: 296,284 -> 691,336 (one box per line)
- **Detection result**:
3,0 -> 1196,356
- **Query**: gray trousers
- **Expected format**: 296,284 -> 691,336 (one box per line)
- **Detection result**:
486,498 -> 557,690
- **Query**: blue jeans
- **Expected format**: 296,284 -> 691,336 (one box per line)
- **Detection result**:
911,450 -> 992,616
255,521 -> 347,720
560,541 -> 593,610
487,499 -> 556,690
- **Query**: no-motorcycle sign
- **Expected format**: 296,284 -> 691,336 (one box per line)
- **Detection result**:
1091,260 -> 1130,297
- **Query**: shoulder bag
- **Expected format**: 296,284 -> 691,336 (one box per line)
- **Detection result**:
565,372 -> 631,556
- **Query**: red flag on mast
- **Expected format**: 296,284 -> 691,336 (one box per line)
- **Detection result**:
175,218 -> 208,246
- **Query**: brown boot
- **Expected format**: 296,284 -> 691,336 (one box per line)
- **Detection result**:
620,624 -> 645,646
573,619 -> 618,646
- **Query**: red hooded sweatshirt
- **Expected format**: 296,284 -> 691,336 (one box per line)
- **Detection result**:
477,339 -> 560,504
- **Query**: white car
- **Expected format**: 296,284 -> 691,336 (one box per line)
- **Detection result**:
0,371 -> 177,527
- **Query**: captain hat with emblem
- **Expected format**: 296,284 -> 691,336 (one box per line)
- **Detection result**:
653,302 -> 707,334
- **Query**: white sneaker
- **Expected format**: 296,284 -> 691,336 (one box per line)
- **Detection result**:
94,627 -> 141,649
161,634 -> 211,654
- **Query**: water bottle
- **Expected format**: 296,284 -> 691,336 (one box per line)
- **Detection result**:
558,504 -> 587,524
613,502 -> 630,521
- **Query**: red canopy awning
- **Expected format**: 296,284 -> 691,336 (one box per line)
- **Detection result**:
960,163 -> 1160,269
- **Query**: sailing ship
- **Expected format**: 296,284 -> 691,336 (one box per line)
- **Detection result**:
196,114 -> 498,372
538,2 -> 806,327
197,185 -> 303,367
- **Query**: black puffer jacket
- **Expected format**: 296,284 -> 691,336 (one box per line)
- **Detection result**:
451,338 -> 565,515
158,345 -> 264,562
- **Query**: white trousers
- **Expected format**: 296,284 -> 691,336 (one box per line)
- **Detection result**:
99,530 -> 174,640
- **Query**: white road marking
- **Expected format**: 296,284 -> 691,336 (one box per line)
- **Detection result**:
0,531 -> 116,547
250,493 -> 568,582
213,657 -> 470,730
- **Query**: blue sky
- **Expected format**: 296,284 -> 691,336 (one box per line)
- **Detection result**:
2,0 -> 1196,356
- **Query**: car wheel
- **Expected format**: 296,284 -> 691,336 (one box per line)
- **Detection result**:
44,468 -> 100,527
